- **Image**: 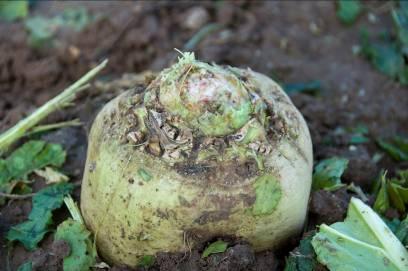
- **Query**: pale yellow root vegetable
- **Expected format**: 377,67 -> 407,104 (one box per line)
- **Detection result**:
80,53 -> 313,267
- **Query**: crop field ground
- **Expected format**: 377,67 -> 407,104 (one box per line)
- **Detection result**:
0,1 -> 408,271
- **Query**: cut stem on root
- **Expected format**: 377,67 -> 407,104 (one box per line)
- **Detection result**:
0,60 -> 108,155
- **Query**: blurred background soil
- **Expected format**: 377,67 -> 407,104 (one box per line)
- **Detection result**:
0,1 -> 407,270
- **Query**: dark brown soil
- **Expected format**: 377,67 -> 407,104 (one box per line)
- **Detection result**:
1,1 -> 407,271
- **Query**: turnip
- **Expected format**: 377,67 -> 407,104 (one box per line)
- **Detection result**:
80,52 -> 313,267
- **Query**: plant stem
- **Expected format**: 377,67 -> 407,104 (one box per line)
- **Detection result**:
64,194 -> 85,224
0,192 -> 36,199
0,182 -> 81,200
0,60 -> 108,155
25,119 -> 82,136
183,23 -> 222,51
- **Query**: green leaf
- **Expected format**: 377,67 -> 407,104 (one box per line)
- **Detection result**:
395,216 -> 408,246
366,43 -> 404,78
24,7 -> 96,48
284,259 -> 297,271
373,170 -> 408,215
312,198 -> 408,271
283,81 -> 321,95
7,140 -> 66,178
0,0 -> 28,22
349,135 -> 369,144
347,124 -> 370,144
251,174 -> 282,215
388,182 -> 406,212
55,219 -> 96,271
383,217 -> 401,234
349,124 -> 369,135
138,255 -> 155,268
399,66 -> 408,85
16,262 -> 32,271
202,240 -> 228,258
6,182 -> 73,250
312,157 -> 348,191
337,0 -> 362,25
358,3 -> 408,86
284,234 -> 319,271
0,140 -> 66,204
377,136 -> 408,161
25,16 -> 59,48
373,173 -> 390,214
60,7 -> 93,32
392,4 -> 408,47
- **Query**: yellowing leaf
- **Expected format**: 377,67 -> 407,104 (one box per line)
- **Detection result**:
34,167 -> 69,184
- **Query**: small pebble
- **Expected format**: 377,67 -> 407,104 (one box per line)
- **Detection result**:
183,7 -> 209,30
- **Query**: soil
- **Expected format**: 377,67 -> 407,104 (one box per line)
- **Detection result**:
1,1 -> 407,271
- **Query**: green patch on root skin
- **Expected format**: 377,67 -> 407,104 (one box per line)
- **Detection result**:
138,168 -> 152,182
252,174 -> 282,216
138,255 -> 155,268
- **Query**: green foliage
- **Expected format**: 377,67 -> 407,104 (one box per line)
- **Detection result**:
374,170 -> 408,214
202,240 -> 228,258
348,124 -> 369,144
312,198 -> 408,271
359,1 -> 408,85
55,219 -> 96,271
6,182 -> 73,250
361,34 -> 406,80
16,262 -> 32,271
138,255 -> 155,268
336,0 -> 362,25
252,174 -> 282,215
283,81 -> 321,95
395,215 -> 408,246
284,234 -> 319,271
373,173 -> 390,214
0,140 -> 66,204
392,1 -> 408,48
25,7 -> 96,48
0,0 -> 28,22
377,135 -> 408,161
312,157 -> 348,191
331,124 -> 370,145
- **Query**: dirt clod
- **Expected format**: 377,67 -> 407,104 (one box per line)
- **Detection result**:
309,188 -> 351,225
